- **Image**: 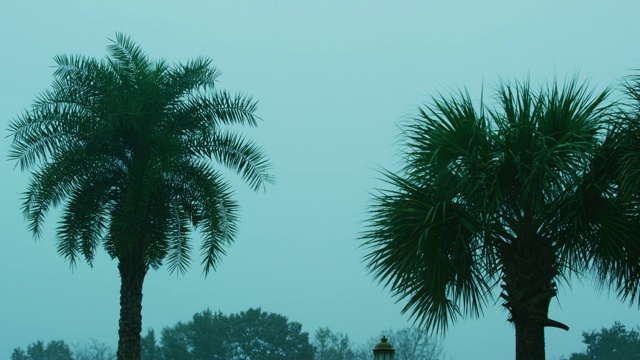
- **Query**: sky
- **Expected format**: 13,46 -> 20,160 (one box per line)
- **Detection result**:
1,1 -> 640,359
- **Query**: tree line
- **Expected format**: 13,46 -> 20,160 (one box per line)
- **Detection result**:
565,322 -> 640,360
13,310 -> 640,360
9,33 -> 640,360
12,308 -> 442,360
11,316 -> 640,360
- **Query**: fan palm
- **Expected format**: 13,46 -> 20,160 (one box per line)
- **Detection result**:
8,34 -> 273,360
592,71 -> 640,305
361,79 -> 640,360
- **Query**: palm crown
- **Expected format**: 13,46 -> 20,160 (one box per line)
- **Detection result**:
9,33 -> 273,274
361,79 -> 640,359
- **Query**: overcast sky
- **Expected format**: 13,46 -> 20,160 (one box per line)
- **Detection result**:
1,1 -> 640,359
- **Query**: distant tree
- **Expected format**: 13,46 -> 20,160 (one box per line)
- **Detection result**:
381,328 -> 442,360
352,328 -> 442,360
351,342 -> 371,360
8,33 -> 273,360
74,339 -> 116,360
567,322 -> 640,360
360,78 -> 640,360
160,322 -> 196,360
161,309 -> 229,360
11,348 -> 28,360
313,327 -> 354,360
160,308 -> 313,360
46,341 -> 74,360
141,329 -> 163,360
12,340 -> 74,360
228,308 -> 314,360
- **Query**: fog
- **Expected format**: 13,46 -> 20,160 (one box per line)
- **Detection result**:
1,2 -> 639,359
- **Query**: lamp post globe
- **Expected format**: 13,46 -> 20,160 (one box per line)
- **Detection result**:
373,336 -> 395,360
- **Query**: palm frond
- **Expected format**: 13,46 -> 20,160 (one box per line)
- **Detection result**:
164,207 -> 193,275
21,151 -> 88,238
588,69 -> 640,304
165,57 -> 221,97
191,130 -> 274,192
163,160 -> 239,276
106,33 -> 151,85
182,90 -> 260,127
200,188 -> 238,276
362,171 -> 493,333
56,170 -> 116,267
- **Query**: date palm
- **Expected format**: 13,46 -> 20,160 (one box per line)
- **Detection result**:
8,34 -> 273,360
361,79 -> 639,360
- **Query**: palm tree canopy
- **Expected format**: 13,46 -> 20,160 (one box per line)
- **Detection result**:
361,78 -> 639,333
8,33 -> 274,275
591,71 -> 640,304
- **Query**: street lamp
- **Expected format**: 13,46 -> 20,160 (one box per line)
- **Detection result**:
373,336 -> 395,360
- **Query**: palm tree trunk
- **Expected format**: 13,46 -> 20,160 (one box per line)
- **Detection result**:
500,231 -> 567,360
117,258 -> 147,360
515,319 -> 545,360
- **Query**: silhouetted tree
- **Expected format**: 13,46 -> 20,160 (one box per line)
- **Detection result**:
352,328 -> 442,360
362,79 -> 639,360
312,327 -> 354,360
11,348 -> 28,360
12,340 -> 74,360
8,34 -> 273,360
140,329 -> 162,360
161,310 -> 229,360
381,328 -> 441,360
567,322 -> 640,360
160,308 -> 313,360
73,339 -> 116,360
159,322 -> 193,360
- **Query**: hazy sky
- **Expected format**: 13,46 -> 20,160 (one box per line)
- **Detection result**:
1,1 -> 640,359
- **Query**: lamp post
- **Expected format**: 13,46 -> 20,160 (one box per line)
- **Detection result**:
373,336 -> 395,360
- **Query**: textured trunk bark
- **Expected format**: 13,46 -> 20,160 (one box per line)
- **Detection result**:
117,259 -> 147,360
515,319 -> 546,360
499,227 -> 566,360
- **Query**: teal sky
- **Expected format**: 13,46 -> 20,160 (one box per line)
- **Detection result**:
1,1 -> 639,359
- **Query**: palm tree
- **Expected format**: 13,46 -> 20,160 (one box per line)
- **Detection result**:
591,71 -> 640,306
361,79 -> 640,360
8,34 -> 273,360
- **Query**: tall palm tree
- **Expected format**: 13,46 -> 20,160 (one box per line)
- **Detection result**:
361,79 -> 640,360
8,34 -> 273,360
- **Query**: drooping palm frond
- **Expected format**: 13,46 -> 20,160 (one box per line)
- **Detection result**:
8,105 -> 85,171
162,205 -> 192,275
21,148 -> 99,238
56,166 -> 118,267
177,90 -> 260,129
363,88 -> 500,333
165,57 -> 222,97
362,170 -> 494,333
194,130 -> 275,192
167,160 -> 240,275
